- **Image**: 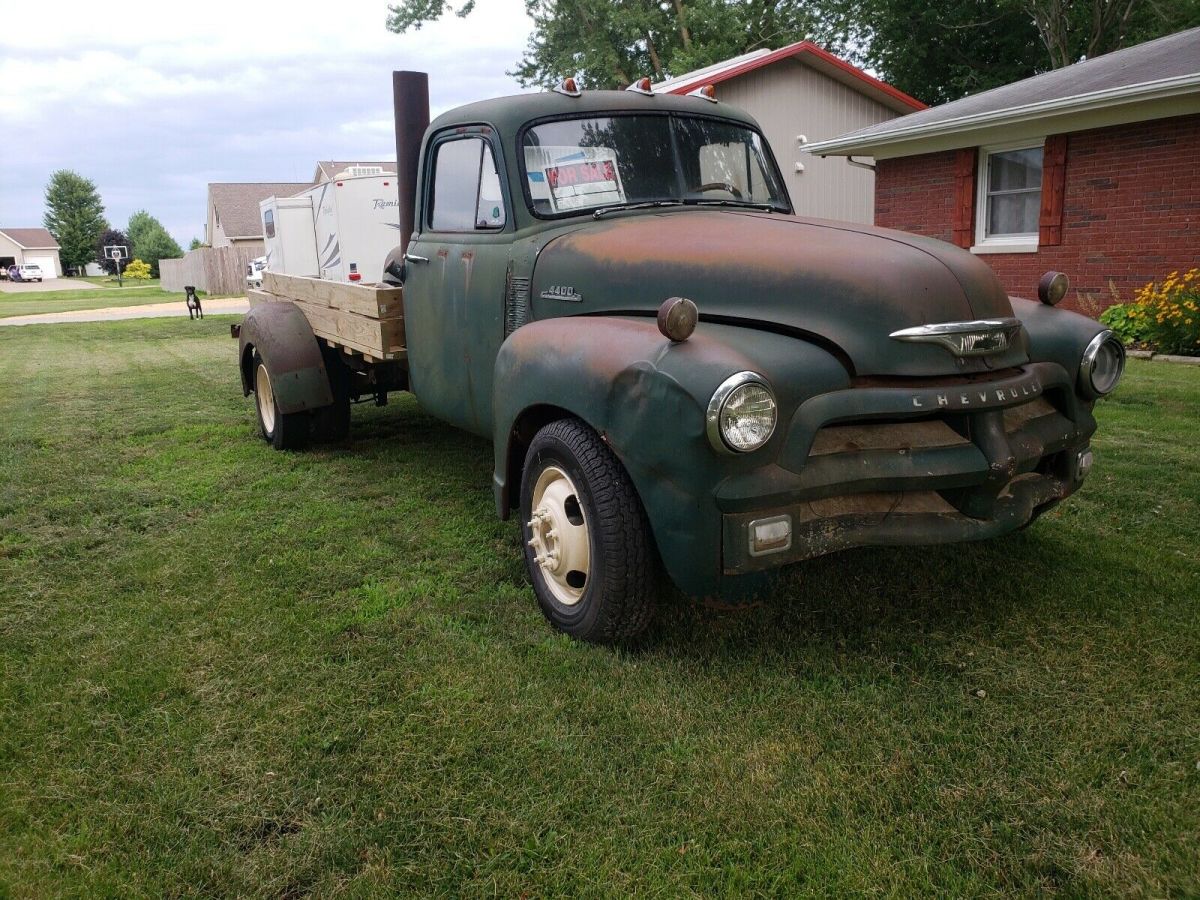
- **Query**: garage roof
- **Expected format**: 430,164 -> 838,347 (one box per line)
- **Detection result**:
0,227 -> 60,249
652,40 -> 925,115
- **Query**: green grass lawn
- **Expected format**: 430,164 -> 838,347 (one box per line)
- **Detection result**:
0,279 -> 236,319
0,318 -> 1196,896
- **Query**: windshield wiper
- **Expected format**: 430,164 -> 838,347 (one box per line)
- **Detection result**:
592,200 -> 685,219
685,199 -> 782,212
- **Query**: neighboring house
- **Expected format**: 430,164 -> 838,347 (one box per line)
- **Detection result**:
805,27 -> 1200,308
313,161 -> 397,183
206,182 -> 311,251
0,228 -> 62,278
653,41 -> 925,223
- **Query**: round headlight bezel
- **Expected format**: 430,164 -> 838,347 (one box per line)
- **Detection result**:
706,371 -> 777,454
1079,330 -> 1125,398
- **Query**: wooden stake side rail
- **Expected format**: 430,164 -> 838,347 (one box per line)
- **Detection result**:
250,273 -> 406,363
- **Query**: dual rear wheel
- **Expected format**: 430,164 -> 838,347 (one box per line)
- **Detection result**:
251,347 -> 351,450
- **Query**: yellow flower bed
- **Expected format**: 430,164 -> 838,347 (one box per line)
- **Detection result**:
1123,268 -> 1200,355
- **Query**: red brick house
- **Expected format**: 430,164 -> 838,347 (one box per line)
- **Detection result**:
804,27 -> 1200,311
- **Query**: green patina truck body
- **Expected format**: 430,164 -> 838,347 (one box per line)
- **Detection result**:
236,76 -> 1125,642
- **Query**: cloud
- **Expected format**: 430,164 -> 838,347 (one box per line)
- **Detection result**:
0,0 -> 533,245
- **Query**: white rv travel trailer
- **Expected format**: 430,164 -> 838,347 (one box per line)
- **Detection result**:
259,196 -> 320,279
258,171 -> 402,284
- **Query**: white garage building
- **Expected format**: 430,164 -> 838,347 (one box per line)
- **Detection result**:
0,228 -> 63,278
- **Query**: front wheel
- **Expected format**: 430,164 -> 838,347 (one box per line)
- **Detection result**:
520,418 -> 657,643
252,351 -> 309,450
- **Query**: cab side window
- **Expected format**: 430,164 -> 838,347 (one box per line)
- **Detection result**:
430,137 -> 507,231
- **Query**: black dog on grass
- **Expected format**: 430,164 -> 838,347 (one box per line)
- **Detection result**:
184,286 -> 203,320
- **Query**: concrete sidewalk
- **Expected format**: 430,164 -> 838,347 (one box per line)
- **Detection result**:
0,297 -> 249,327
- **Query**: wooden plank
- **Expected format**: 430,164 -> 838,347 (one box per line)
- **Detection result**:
287,299 -> 404,356
321,333 -> 409,364
246,286 -> 405,360
246,289 -> 277,307
264,271 -> 404,318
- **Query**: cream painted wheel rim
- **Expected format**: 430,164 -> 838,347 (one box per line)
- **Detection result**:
255,363 -> 276,435
527,465 -> 591,606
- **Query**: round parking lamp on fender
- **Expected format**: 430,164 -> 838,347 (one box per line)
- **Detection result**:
1038,271 -> 1069,306
658,297 -> 698,342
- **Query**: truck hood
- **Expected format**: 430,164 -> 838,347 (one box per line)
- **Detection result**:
528,210 -> 1027,377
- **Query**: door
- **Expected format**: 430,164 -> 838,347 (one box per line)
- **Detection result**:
403,131 -> 512,437
26,255 -> 58,278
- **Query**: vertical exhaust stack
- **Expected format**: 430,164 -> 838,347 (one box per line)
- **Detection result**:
392,71 -> 430,258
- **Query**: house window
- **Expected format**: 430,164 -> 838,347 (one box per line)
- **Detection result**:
974,142 -> 1043,253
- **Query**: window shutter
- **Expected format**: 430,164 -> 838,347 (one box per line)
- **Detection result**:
952,148 -> 977,249
1039,134 -> 1067,246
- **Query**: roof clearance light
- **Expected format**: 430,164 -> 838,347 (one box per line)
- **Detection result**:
626,77 -> 654,95
553,77 -> 582,97
688,84 -> 717,102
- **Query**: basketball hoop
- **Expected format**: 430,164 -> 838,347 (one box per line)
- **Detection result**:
104,245 -> 129,260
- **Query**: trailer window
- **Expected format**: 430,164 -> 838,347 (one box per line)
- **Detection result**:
263,209 -> 275,239
430,137 -> 506,232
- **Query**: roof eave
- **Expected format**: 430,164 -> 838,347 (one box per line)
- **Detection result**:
654,41 -> 924,114
804,72 -> 1200,157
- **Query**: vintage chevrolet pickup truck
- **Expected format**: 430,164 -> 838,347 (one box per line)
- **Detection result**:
235,72 -> 1124,643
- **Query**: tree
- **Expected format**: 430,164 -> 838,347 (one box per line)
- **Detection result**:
43,170 -> 107,273
839,0 -> 1200,104
836,0 -> 1045,105
95,228 -> 130,276
386,0 -> 842,89
387,0 -> 1200,106
1019,0 -> 1200,68
188,238 -> 206,251
126,210 -> 183,278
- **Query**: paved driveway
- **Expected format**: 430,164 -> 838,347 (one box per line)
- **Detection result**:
0,278 -> 99,293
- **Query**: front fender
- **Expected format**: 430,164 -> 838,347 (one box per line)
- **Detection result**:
238,302 -> 333,414
1011,296 -> 1105,397
492,316 -> 849,598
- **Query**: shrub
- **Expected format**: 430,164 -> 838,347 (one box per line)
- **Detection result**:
123,259 -> 152,280
1099,303 -> 1146,346
1126,269 -> 1200,356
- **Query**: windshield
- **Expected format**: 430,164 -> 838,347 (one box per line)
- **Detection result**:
522,114 -> 789,216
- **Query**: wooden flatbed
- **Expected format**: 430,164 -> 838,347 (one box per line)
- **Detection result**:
248,271 -> 406,364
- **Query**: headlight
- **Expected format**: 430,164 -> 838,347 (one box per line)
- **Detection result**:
707,372 -> 777,453
1080,330 -> 1125,397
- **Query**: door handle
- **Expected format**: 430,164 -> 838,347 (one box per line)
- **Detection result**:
404,251 -> 429,263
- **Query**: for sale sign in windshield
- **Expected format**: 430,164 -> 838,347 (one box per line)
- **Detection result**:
525,146 -> 626,212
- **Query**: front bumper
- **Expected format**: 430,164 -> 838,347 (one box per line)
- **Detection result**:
719,362 -> 1095,574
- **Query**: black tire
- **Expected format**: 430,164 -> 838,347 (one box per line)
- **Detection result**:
251,350 -> 309,450
311,347 -> 351,443
520,418 -> 657,643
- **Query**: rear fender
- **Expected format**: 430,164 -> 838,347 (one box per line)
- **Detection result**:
237,302 -> 334,413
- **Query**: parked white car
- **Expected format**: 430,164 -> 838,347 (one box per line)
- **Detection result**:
246,256 -> 267,289
8,264 -> 43,282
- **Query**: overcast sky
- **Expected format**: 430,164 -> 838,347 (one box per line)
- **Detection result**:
0,0 -> 534,245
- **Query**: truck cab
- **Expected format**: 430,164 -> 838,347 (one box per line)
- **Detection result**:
239,76 -> 1125,643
